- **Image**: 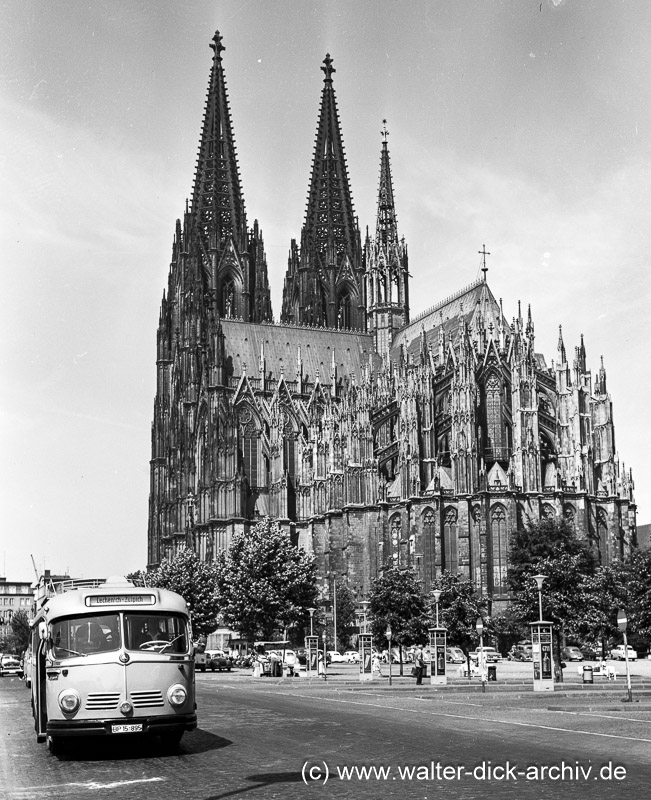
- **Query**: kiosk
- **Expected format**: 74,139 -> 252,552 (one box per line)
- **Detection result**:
428,627 -> 447,685
530,621 -> 554,692
305,635 -> 319,677
359,633 -> 374,682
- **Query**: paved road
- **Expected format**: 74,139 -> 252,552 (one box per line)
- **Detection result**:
2,669 -> 651,799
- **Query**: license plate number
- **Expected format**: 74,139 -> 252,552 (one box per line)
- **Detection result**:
111,723 -> 143,734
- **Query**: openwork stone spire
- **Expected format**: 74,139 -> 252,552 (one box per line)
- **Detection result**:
281,54 -> 365,330
191,30 -> 247,251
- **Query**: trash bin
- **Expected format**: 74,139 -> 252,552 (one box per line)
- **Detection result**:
582,664 -> 594,684
487,665 -> 497,682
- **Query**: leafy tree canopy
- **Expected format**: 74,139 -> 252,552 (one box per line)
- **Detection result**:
430,572 -> 489,654
334,583 -> 358,651
369,566 -> 426,649
216,517 -> 318,643
10,609 -> 30,654
507,517 -> 596,596
147,547 -> 221,637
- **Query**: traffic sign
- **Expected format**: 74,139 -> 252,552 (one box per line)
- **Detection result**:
617,608 -> 627,632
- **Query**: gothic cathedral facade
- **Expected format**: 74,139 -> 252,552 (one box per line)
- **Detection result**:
148,31 -> 637,611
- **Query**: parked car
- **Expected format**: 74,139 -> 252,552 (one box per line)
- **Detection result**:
469,646 -> 500,664
610,644 -> 637,661
327,650 -> 345,663
0,654 -> 22,677
508,643 -> 533,662
446,647 -> 465,664
206,650 -> 233,672
561,646 -> 584,662
343,650 -> 361,663
580,643 -> 600,660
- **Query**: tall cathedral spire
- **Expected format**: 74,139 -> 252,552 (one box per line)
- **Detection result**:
179,30 -> 272,322
365,121 -> 409,356
192,31 -> 247,251
281,54 -> 365,330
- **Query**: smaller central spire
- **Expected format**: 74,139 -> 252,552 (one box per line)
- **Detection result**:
321,53 -> 336,82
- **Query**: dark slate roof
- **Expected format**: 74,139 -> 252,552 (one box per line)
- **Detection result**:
390,279 -> 505,364
221,319 -> 380,387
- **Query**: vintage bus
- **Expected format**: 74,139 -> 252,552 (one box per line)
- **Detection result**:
29,576 -> 197,753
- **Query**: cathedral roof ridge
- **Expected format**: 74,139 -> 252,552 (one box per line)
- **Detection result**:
408,277 -> 485,327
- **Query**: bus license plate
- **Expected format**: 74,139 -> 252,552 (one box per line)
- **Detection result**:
111,723 -> 143,734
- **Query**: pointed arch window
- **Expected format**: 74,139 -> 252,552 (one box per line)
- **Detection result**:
443,507 -> 458,572
337,292 -> 352,329
222,276 -> 236,318
597,508 -> 608,566
485,374 -> 505,461
490,504 -> 507,595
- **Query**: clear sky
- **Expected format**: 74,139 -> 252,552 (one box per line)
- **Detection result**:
1,0 -> 649,582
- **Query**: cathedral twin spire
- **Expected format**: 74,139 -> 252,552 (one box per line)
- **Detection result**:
192,31 -> 247,252
188,31 -> 407,336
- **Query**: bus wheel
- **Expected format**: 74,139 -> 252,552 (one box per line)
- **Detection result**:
159,730 -> 183,749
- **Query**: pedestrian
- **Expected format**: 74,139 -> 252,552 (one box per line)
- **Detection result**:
414,645 -> 425,685
317,651 -> 325,677
269,650 -> 280,677
372,652 -> 382,676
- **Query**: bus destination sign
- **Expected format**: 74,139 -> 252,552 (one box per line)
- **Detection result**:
86,594 -> 156,606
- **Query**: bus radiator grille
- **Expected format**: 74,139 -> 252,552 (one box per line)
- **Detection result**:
86,693 -> 120,710
130,690 -> 165,708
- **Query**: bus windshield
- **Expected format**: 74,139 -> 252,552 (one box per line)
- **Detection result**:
124,612 -> 189,653
50,612 -> 190,658
52,614 -> 120,658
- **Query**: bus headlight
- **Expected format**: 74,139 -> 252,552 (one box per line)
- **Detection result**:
58,689 -> 81,714
167,684 -> 187,707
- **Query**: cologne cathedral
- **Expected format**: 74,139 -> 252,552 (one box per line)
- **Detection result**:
148,31 -> 637,610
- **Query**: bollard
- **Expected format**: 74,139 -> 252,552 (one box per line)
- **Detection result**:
582,664 -> 594,684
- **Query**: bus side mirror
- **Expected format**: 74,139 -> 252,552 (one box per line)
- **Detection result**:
38,621 -> 47,640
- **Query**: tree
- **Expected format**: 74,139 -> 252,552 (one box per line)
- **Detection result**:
507,517 -> 598,666
216,517 -> 318,643
334,583 -> 358,651
507,517 -> 596,597
147,547 -> 221,637
369,566 -> 426,663
10,610 -> 30,654
430,572 -> 489,656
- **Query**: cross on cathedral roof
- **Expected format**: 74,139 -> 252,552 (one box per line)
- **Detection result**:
478,244 -> 490,281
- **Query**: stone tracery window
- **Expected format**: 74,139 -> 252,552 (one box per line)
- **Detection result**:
490,504 -> 507,595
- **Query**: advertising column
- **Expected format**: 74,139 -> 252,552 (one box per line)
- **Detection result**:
530,621 -> 554,692
305,635 -> 319,678
359,633 -> 374,682
428,627 -> 447,685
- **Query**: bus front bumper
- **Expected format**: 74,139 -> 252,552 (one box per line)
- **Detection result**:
46,713 -> 197,737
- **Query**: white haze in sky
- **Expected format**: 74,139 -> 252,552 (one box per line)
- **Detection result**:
1,0 -> 649,580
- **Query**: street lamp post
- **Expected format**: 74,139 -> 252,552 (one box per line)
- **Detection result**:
307,607 -> 316,636
432,590 -> 442,627
533,574 -> 546,621
476,617 -> 486,693
322,631 -> 327,682
429,589 -> 447,685
530,574 -> 554,692
385,624 -> 393,686
618,609 -> 633,703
